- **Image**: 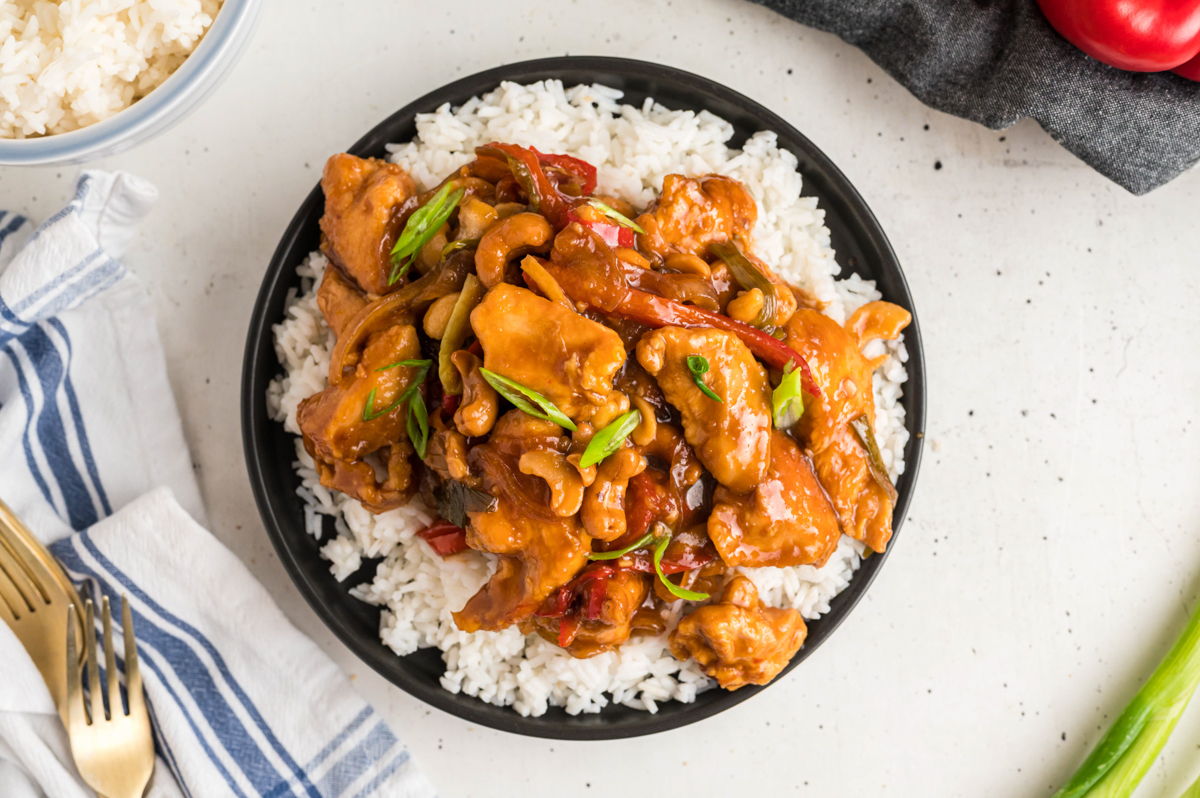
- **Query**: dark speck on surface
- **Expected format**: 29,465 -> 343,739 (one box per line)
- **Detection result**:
923,124 -> 929,130
787,68 -> 793,74
934,160 -> 943,170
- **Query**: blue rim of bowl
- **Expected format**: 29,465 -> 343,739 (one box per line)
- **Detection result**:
0,0 -> 262,165
242,56 -> 926,740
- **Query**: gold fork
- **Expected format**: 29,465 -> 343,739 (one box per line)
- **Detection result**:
66,596 -> 155,798
0,498 -> 85,726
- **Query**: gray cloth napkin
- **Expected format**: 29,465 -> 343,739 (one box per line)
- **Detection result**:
751,0 -> 1200,194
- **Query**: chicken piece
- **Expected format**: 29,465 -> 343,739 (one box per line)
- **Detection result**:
636,326 -> 771,493
309,440 -> 414,513
528,569 -> 652,658
669,575 -> 806,690
298,324 -> 421,463
471,284 -> 626,423
453,498 -> 590,632
785,308 -> 879,454
784,303 -> 910,554
636,174 -> 757,259
707,430 -> 841,568
319,154 -> 417,296
812,427 -> 894,553
317,265 -> 369,337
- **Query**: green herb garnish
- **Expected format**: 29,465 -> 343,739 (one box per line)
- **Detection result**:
686,356 -> 722,403
588,530 -> 655,561
389,183 -> 465,285
1051,594 -> 1200,798
363,359 -> 433,458
478,368 -> 577,431
441,237 -> 480,258
587,199 -> 646,235
579,409 -> 641,468
652,531 -> 709,601
772,360 -> 805,429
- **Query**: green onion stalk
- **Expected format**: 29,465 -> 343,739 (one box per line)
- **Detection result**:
1054,596 -> 1200,798
1178,772 -> 1200,798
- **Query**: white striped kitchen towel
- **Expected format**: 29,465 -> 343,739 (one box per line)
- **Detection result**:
0,172 -> 436,798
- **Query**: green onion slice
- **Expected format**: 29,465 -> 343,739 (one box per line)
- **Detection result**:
653,532 -> 710,601
587,199 -> 646,235
588,530 -> 655,561
376,358 -> 433,373
389,183 -> 465,285
407,391 -> 429,459
709,241 -> 778,329
579,409 -> 641,468
441,237 -> 480,259
772,360 -> 805,429
478,368 -> 577,431
686,355 -> 723,404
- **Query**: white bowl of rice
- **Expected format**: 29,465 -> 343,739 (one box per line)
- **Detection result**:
0,0 -> 261,164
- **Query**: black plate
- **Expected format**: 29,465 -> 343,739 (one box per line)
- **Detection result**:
242,56 -> 925,740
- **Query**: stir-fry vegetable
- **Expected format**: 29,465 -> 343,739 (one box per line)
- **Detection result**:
687,356 -> 723,403
476,143 -> 571,227
531,147 -> 598,195
389,182 -> 465,285
579,409 -> 641,468
588,530 -> 655,561
1052,595 -> 1200,798
1178,773 -> 1200,798
652,528 -> 710,601
436,479 -> 497,528
849,416 -> 899,505
438,274 -> 485,395
709,241 -> 778,330
772,361 -> 805,429
478,368 -> 578,431
588,199 -> 645,234
416,519 -> 469,557
564,204 -> 634,249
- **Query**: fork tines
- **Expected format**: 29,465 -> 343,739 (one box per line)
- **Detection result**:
66,595 -> 143,724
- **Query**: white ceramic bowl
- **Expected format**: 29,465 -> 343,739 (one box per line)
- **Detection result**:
0,0 -> 262,166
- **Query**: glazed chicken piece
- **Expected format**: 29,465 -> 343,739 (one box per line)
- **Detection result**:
471,284 -> 627,423
669,575 -> 806,690
636,174 -> 757,259
707,430 -> 841,568
784,302 -> 911,553
297,324 -> 422,512
453,498 -> 590,633
636,326 -> 771,493
320,154 -> 417,296
317,265 -> 369,337
528,569 -> 652,658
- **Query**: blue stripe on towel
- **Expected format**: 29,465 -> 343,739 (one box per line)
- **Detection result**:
73,531 -> 324,798
349,751 -> 412,798
48,318 -> 112,516
313,721 -> 398,798
14,327 -> 99,529
304,706 -> 374,773
1,345 -> 57,512
55,544 -> 254,798
0,213 -> 25,246
11,248 -> 105,314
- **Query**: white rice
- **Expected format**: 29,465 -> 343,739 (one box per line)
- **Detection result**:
266,81 -> 911,717
0,0 -> 223,138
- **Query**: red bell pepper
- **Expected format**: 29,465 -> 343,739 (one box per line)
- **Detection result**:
1036,0 -> 1200,76
531,148 -> 598,195
416,519 -> 469,557
564,206 -> 634,249
475,143 -> 573,227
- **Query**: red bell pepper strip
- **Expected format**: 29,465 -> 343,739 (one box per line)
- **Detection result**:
564,207 -> 634,249
416,519 -> 469,557
476,143 -> 572,227
531,148 -> 598,195
611,288 -> 821,398
1036,0 -> 1200,73
557,613 -> 582,647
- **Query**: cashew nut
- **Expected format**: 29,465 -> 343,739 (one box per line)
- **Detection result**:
451,350 -> 499,437
630,395 -> 658,447
475,213 -> 553,288
727,288 -> 765,324
423,291 -> 460,339
519,450 -> 586,517
581,448 -> 648,541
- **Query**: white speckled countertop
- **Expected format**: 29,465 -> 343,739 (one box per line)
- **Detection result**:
3,1 -> 1199,795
